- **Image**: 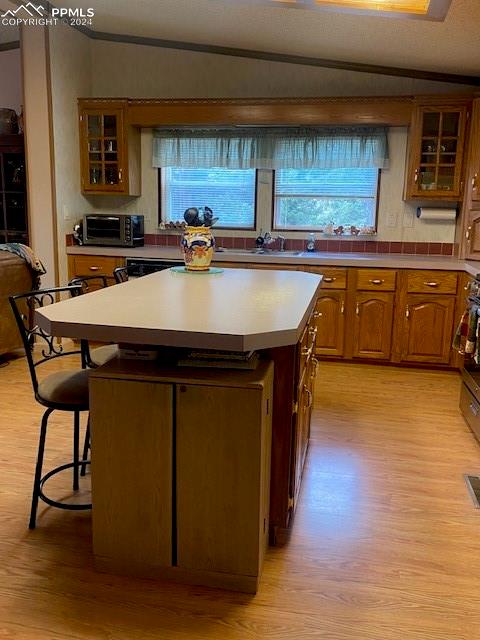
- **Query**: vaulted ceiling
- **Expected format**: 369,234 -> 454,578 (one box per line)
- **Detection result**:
2,0 -> 480,77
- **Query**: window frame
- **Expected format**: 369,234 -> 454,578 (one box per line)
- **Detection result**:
158,168 -> 259,231
271,168 -> 381,233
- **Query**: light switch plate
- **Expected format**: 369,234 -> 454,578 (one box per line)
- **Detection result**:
386,210 -> 397,227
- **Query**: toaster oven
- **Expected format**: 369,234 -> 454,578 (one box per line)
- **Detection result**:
82,214 -> 144,247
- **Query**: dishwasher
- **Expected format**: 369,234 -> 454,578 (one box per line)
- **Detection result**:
125,257 -> 183,276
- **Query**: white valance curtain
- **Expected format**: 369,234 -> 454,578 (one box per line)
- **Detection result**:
152,127 -> 389,170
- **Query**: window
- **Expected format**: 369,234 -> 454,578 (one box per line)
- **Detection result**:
273,168 -> 380,231
160,168 -> 257,229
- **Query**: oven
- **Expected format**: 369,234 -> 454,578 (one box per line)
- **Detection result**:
460,275 -> 480,441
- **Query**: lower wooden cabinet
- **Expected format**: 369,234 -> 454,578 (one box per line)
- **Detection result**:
68,253 -> 124,286
314,291 -> 346,356
353,292 -> 394,360
90,360 -> 274,592
401,294 -> 456,364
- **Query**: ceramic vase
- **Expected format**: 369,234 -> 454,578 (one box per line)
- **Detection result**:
181,226 -> 215,271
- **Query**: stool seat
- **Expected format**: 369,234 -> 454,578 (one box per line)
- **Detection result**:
37,369 -> 89,409
90,344 -> 119,368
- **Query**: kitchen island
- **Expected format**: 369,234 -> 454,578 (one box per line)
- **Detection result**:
36,267 -> 322,591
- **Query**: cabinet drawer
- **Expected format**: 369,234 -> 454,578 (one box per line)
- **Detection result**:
460,383 -> 480,442
356,269 -> 396,291
406,270 -> 458,294
70,255 -> 123,279
306,267 -> 347,289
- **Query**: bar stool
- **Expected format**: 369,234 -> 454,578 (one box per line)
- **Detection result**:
9,285 -> 91,529
68,276 -> 119,368
113,265 -> 135,284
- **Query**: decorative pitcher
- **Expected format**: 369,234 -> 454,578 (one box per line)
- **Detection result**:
181,226 -> 215,271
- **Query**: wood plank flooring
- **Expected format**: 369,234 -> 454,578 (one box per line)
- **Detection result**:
1,354 -> 480,639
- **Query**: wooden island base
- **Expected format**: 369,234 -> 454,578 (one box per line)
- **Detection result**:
90,359 -> 274,593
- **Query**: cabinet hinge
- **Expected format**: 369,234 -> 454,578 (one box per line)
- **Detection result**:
287,496 -> 294,510
292,401 -> 298,414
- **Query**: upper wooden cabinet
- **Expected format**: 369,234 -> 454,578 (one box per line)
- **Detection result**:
79,100 -> 141,196
405,102 -> 469,200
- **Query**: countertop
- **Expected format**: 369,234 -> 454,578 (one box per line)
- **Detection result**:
66,244 -> 480,276
36,267 -> 322,351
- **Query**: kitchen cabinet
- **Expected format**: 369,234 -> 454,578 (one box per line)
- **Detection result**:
353,292 -> 394,360
462,100 -> 480,258
400,294 -> 456,364
291,316 -> 317,508
90,360 -> 273,592
0,135 -> 28,244
68,253 -> 125,287
468,100 -> 480,206
314,291 -> 346,356
405,102 -> 469,200
79,100 -> 140,196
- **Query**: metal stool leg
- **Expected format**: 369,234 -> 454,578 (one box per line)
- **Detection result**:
81,416 -> 90,477
73,411 -> 80,491
29,407 -> 53,530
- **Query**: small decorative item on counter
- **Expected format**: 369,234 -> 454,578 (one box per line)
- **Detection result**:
181,206 -> 217,271
359,226 -> 376,235
350,225 -> 361,236
306,233 -> 315,252
324,222 -> 334,235
333,225 -> 344,236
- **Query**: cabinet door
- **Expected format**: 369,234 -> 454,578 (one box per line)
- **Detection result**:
468,100 -> 480,205
89,378 -> 173,569
406,105 -> 468,199
465,210 -> 480,259
176,380 -> 272,579
402,294 -> 455,364
292,378 -> 311,505
314,290 -> 346,357
353,292 -> 394,360
80,108 -> 126,193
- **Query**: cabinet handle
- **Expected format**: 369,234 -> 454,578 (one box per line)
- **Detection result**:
311,357 -> 319,380
340,301 -> 345,314
405,305 -> 410,319
470,402 -> 479,417
89,266 -> 100,271
313,310 -> 322,318
304,386 -> 313,409
414,168 -> 419,183
323,276 -> 336,283
423,281 -> 439,287
369,279 -> 384,285
472,173 -> 478,191
118,169 -> 123,183
355,302 -> 360,316
466,226 -> 472,241
309,326 -> 318,338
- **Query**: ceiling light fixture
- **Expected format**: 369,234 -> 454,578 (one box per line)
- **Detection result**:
247,0 -> 453,20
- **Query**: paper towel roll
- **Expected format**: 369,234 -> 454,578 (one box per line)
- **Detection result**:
416,207 -> 457,221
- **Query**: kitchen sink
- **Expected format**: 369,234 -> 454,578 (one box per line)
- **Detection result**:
216,249 -> 304,257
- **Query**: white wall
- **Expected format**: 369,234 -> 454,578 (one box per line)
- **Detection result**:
84,40 -> 462,244
90,40 -> 475,99
48,23 -> 92,286
0,48 -> 22,114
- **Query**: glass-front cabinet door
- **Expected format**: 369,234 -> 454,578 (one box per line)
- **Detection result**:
407,104 -> 468,200
80,108 -> 125,193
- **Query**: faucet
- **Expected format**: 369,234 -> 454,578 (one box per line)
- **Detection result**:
275,235 -> 286,252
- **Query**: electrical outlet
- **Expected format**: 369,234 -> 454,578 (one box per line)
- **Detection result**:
386,210 -> 397,227
63,204 -> 72,221
402,208 -> 414,228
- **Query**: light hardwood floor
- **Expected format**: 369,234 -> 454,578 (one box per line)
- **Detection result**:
1,354 -> 480,639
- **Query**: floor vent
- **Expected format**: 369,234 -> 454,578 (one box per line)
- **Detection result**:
464,475 -> 480,508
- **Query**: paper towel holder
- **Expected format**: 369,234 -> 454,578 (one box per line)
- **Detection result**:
416,207 -> 457,221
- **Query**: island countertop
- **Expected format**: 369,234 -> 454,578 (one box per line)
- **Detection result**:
36,267 -> 322,351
